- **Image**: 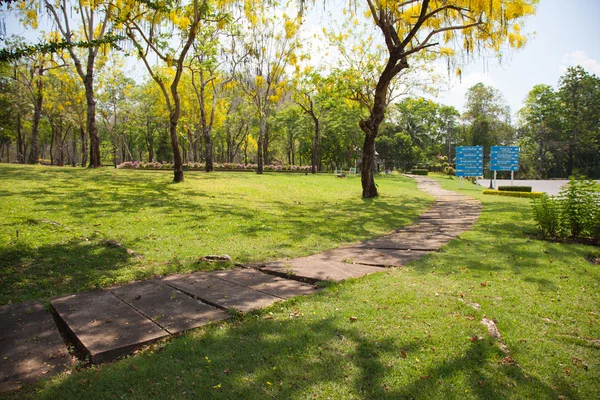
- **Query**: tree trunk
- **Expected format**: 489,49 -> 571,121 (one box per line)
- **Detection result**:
71,127 -> 77,166
257,114 -> 265,174
358,54 -> 404,198
311,116 -> 319,174
49,123 -> 55,165
112,128 -> 119,168
263,122 -> 270,166
204,127 -> 213,172
28,81 -> 43,164
170,115 -> 184,182
80,125 -> 87,167
84,74 -> 101,168
17,114 -> 24,164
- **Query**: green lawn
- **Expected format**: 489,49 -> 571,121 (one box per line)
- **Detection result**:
4,172 -> 598,399
0,165 -> 431,304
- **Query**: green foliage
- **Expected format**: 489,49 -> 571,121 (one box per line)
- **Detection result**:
483,190 -> 543,199
559,178 -> 599,238
531,178 -> 600,242
410,168 -> 429,175
498,186 -> 532,192
532,194 -> 563,237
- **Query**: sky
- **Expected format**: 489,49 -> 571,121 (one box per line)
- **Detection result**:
3,0 -> 600,119
427,0 -> 600,117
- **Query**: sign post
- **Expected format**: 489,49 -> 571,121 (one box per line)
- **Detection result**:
456,146 -> 483,189
490,146 -> 520,188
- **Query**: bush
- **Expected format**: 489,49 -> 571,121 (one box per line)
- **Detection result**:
531,178 -> 600,242
410,169 -> 428,175
498,186 -> 532,192
559,178 -> 599,238
532,194 -> 563,237
483,190 -> 543,199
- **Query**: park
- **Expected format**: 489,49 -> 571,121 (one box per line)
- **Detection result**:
1,0 -> 600,399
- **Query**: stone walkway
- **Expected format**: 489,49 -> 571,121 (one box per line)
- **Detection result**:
0,176 -> 481,393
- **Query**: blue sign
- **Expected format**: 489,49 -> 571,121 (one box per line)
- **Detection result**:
456,146 -> 483,177
491,146 -> 520,171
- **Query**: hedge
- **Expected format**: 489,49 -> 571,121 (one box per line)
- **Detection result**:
498,185 -> 532,192
410,169 -> 429,175
483,190 -> 543,199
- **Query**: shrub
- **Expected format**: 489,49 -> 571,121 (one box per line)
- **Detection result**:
410,169 -> 428,175
483,190 -> 543,199
559,178 -> 599,238
532,194 -> 563,238
498,186 -> 532,192
530,178 -> 600,242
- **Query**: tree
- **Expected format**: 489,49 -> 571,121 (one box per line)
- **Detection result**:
463,82 -> 513,151
187,22 -> 239,172
120,0 -> 215,182
234,5 -> 302,173
517,84 -> 561,178
12,0 -> 115,167
334,0 -> 536,197
558,66 -> 600,177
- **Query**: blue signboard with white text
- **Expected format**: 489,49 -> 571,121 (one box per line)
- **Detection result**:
456,146 -> 483,177
491,146 -> 520,171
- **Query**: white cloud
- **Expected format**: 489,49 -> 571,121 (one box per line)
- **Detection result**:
559,50 -> 600,75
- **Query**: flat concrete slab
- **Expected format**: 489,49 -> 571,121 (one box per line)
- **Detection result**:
318,247 -> 432,266
51,291 -> 168,364
110,281 -> 228,335
358,233 -> 454,251
208,269 -> 317,299
164,273 -> 282,313
0,302 -> 72,393
259,258 -> 386,282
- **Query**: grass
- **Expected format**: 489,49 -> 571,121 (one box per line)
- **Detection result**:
4,172 -> 599,399
0,165 -> 431,304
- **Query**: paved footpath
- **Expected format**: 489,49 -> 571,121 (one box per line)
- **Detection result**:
0,175 -> 481,393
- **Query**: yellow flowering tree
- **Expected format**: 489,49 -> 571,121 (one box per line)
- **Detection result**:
341,0 -> 538,197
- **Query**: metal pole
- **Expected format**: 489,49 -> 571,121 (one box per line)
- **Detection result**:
476,176 -> 479,190
511,171 -> 514,186
460,177 -> 463,189
494,171 -> 497,190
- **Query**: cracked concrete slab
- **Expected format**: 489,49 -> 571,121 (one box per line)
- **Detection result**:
110,280 -> 228,335
164,273 -> 282,313
0,302 -> 72,393
51,291 -> 168,364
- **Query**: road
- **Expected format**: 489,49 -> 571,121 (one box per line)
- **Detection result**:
476,179 -> 600,196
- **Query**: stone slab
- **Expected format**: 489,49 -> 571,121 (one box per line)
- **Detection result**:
317,247 -> 431,266
163,273 -> 281,313
357,234 -> 454,250
0,302 -> 72,393
110,281 -> 228,335
208,269 -> 317,299
259,258 -> 386,282
51,291 -> 168,364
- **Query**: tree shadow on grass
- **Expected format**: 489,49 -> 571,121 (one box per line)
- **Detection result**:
0,239 -> 137,304
34,312 -> 564,400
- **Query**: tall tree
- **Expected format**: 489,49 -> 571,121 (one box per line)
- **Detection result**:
120,0 -> 215,182
558,66 -> 600,177
334,0 -> 537,197
12,0 -> 115,167
463,82 -> 513,151
517,84 -> 560,178
234,4 -> 302,173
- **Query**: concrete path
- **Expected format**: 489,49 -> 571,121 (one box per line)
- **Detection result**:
258,175 -> 481,281
0,175 -> 481,393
